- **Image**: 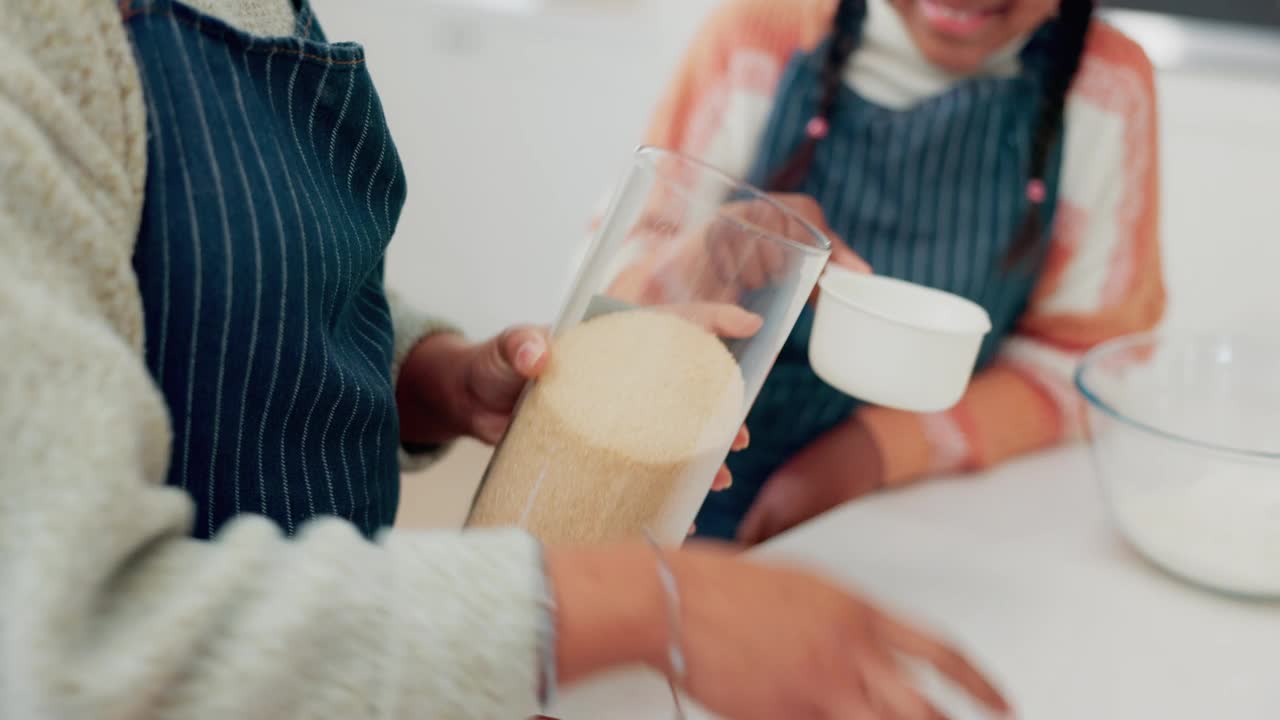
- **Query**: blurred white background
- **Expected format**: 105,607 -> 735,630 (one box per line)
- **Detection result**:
311,0 -> 1280,340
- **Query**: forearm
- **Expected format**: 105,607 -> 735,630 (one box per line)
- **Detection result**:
858,365 -> 1063,486
547,543 -> 668,685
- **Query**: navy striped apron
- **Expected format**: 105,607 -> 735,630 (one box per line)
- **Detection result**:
123,0 -> 407,539
695,13 -> 1064,540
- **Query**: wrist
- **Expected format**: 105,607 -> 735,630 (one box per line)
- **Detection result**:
396,331 -> 472,445
545,544 -> 669,685
853,407 -> 925,487
764,419 -> 884,511
817,416 -> 887,494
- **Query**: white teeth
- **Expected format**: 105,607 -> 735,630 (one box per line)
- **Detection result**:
923,0 -> 979,20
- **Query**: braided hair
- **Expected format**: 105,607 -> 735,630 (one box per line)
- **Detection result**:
767,0 -> 1096,268
766,0 -> 866,192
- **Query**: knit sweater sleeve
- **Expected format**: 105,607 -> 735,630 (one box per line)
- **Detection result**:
0,3 -> 549,719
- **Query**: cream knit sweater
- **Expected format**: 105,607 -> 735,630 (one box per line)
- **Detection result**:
0,1 -> 550,718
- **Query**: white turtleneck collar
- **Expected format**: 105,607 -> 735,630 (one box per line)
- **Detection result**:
845,0 -> 1029,110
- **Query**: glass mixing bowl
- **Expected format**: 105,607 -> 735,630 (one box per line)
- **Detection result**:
1076,333 -> 1280,599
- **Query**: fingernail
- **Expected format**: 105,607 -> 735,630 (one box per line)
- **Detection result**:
515,340 -> 543,373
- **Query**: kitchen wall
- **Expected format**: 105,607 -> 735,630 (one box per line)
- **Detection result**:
1154,69 -> 1279,334
312,0 -> 1280,339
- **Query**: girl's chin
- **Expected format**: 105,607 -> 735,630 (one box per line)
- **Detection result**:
894,0 -> 1016,72
914,33 -> 1001,74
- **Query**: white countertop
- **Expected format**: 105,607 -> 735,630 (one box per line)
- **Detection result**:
551,446 -> 1280,719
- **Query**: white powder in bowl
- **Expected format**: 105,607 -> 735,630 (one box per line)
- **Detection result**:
468,308 -> 745,544
1110,466 -> 1280,597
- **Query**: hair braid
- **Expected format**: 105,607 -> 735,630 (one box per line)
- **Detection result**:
766,0 -> 866,192
1004,0 -> 1095,267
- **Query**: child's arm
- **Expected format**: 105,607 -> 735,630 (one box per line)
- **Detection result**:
593,0 -> 831,228
0,3 -> 554,717
587,0 -> 798,280
641,0 -> 817,179
598,0 -> 848,302
859,23 -> 1164,484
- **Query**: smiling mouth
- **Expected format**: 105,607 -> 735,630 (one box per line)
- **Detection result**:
918,0 -> 1009,37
